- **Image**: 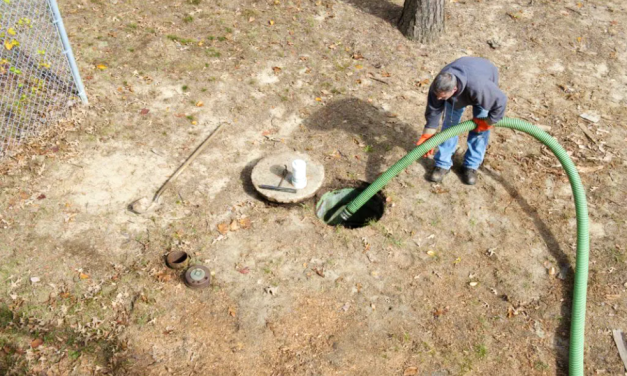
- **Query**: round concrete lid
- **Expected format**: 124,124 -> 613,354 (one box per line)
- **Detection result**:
251,152 -> 325,203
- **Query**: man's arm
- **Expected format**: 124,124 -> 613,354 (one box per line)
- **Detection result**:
486,81 -> 507,125
424,87 -> 445,131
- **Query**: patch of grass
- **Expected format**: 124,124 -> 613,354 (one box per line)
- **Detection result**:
608,247 -> 625,263
183,15 -> 194,23
364,145 -> 373,153
167,35 -> 195,45
188,0 -> 202,4
242,9 -> 257,18
68,349 -> 81,360
385,235 -> 404,247
182,85 -> 189,91
186,115 -> 194,121
534,361 -> 549,370
0,305 -> 14,328
474,343 -> 488,359
126,23 -> 138,30
225,27 -> 233,33
207,48 -> 221,58
217,36 -> 227,42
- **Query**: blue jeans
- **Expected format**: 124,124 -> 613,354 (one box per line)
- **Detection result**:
434,102 -> 490,170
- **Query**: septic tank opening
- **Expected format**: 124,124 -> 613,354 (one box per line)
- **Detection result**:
316,185 -> 385,228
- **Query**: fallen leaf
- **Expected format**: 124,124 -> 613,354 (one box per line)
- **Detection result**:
352,53 -> 364,60
30,277 -> 40,284
579,112 -> 600,123
433,307 -> 448,318
268,20 -> 275,25
37,194 -> 46,200
315,97 -> 322,102
19,191 -> 29,200
155,271 -> 172,282
355,64 -> 363,70
79,273 -> 89,280
195,101 -> 204,107
228,307 -> 237,317
272,66 -> 282,74
238,217 -> 251,229
238,267 -> 250,274
416,78 -> 430,87
314,268 -> 325,277
229,220 -> 240,231
380,72 -> 391,77
96,64 -> 107,70
217,223 -> 229,235
31,339 -> 43,349
427,250 -> 436,257
248,17 -> 255,22
507,12 -> 520,19
140,108 -> 149,115
404,367 -> 418,376
469,281 -> 479,287
191,121 -> 198,125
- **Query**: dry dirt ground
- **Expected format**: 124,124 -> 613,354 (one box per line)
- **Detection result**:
1,0 -> 627,375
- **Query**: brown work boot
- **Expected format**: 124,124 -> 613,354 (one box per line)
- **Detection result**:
428,167 -> 450,183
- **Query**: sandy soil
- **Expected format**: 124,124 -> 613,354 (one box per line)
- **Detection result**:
1,0 -> 627,375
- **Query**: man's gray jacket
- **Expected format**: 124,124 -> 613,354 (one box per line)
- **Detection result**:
425,57 -> 507,130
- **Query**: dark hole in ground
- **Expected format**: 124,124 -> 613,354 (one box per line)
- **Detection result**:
316,185 -> 385,228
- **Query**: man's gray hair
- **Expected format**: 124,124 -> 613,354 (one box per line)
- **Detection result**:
433,72 -> 457,94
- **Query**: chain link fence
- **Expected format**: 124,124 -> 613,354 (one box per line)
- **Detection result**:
0,0 -> 87,154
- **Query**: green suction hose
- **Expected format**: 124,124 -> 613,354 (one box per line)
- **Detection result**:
336,117 -> 589,376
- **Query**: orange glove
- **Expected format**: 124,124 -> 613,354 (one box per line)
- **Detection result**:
473,118 -> 493,132
416,133 -> 435,157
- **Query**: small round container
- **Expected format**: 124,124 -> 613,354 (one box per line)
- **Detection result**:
184,265 -> 211,289
291,159 -> 307,189
165,250 -> 189,269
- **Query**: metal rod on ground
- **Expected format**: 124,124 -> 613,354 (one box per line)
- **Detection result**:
152,123 -> 225,203
129,123 -> 226,214
258,185 -> 297,193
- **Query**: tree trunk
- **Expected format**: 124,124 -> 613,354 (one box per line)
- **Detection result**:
397,0 -> 445,43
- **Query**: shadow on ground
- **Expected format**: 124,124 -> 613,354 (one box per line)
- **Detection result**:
302,97 -> 426,182
481,167 -> 574,373
342,0 -> 403,26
